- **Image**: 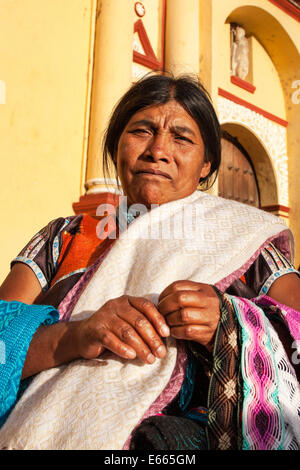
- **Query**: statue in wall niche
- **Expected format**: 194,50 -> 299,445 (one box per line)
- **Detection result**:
231,25 -> 249,80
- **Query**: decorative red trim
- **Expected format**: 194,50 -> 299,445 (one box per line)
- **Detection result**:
133,51 -> 162,70
218,88 -> 288,127
230,76 -> 256,94
133,19 -> 163,70
73,192 -> 120,216
133,16 -> 165,70
262,204 -> 290,213
268,0 -> 300,22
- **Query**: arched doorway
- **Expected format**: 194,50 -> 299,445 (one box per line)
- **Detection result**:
219,122 -> 279,211
219,131 -> 260,208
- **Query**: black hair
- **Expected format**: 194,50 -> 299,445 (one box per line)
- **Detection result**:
102,73 -> 221,189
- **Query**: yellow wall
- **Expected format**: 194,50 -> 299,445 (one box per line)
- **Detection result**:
0,0 -> 94,282
0,0 -> 299,285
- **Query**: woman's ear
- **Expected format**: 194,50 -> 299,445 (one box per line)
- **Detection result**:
200,161 -> 211,180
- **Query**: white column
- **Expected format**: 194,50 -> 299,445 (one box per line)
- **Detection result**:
164,0 -> 200,76
85,0 -> 135,193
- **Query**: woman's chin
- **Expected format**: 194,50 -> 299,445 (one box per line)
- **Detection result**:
128,186 -> 168,208
126,184 -> 196,208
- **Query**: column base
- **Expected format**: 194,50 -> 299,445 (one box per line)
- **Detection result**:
73,192 -> 120,216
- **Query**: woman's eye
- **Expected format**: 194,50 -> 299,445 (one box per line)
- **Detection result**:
129,128 -> 150,135
175,135 -> 193,143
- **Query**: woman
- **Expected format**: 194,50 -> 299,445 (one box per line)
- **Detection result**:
0,74 -> 299,450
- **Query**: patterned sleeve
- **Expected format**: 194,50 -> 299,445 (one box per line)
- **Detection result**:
11,217 -> 74,291
226,242 -> 300,298
255,242 -> 299,295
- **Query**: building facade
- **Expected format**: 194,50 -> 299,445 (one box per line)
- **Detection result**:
0,0 -> 300,282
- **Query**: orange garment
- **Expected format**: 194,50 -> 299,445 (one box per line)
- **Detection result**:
50,214 -> 117,287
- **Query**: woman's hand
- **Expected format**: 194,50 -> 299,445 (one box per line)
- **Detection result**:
157,281 -> 220,352
75,295 -> 170,364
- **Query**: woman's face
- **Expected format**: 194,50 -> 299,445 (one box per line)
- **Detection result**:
115,100 -> 211,208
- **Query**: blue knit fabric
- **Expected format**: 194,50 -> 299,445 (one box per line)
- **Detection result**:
0,300 -> 59,427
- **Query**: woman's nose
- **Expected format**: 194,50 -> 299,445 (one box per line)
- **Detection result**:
146,133 -> 171,163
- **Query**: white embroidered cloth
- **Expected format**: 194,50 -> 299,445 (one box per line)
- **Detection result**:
0,191 -> 293,449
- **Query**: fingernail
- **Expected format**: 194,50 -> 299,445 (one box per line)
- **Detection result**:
156,345 -> 166,358
126,349 -> 136,359
147,353 -> 156,364
160,325 -> 170,337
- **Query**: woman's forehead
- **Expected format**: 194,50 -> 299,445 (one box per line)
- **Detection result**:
126,100 -> 199,130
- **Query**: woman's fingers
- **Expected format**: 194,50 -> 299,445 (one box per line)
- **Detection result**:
166,307 -> 207,326
85,314 -> 160,365
168,324 -> 214,350
158,289 -> 210,315
81,295 -> 169,364
119,296 -> 168,361
105,317 -> 158,364
157,281 -> 220,351
158,280 -> 202,304
128,296 -> 170,337
79,284 -> 219,362
95,327 -> 137,360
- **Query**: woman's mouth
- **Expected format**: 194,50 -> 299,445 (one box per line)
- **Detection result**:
135,169 -> 172,180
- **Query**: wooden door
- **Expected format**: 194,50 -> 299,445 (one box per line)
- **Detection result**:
218,136 -> 260,208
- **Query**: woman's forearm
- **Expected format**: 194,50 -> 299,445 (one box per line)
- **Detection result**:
21,321 -> 82,379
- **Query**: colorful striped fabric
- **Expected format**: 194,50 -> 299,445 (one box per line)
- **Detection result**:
231,295 -> 300,450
